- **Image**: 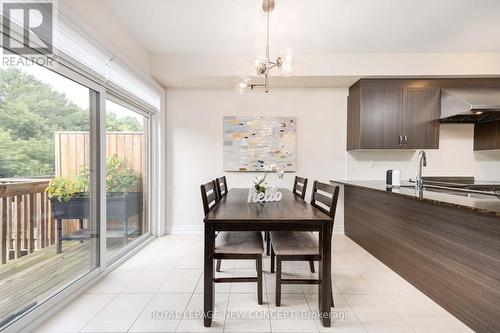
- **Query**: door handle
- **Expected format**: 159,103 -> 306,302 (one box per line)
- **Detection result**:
404,135 -> 408,146
399,135 -> 402,146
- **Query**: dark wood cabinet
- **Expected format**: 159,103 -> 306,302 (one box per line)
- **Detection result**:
403,87 -> 441,149
359,86 -> 402,149
347,80 -> 441,150
474,120 -> 500,151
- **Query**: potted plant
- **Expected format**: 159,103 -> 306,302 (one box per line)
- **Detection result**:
46,155 -> 142,221
253,164 -> 285,194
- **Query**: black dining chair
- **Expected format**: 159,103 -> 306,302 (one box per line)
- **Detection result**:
265,176 -> 310,266
270,181 -> 339,307
291,176 -> 315,273
201,180 -> 264,304
214,176 -> 227,272
215,176 -> 228,198
292,176 -> 308,199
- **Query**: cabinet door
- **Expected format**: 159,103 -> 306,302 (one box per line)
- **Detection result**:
403,88 -> 440,149
474,121 -> 500,151
360,86 -> 402,148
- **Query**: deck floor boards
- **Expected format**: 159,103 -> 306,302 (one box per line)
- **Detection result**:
0,239 -> 126,324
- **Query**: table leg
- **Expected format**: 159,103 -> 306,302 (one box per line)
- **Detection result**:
318,222 -> 332,327
204,224 -> 215,327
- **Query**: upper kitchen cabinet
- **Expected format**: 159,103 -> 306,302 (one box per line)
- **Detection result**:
403,87 -> 441,149
347,80 -> 441,150
474,120 -> 500,151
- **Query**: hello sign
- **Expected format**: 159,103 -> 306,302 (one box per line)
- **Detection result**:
248,185 -> 283,203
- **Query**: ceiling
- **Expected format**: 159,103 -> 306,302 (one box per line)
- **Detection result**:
104,0 -> 500,55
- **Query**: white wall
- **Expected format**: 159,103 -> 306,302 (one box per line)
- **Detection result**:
166,88 -> 500,234
165,88 -> 347,233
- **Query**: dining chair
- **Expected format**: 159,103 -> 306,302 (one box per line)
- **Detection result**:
214,176 -> 227,272
270,181 -> 339,307
265,176 -> 309,261
292,176 -> 308,199
201,180 -> 264,304
291,176 -> 316,273
215,176 -> 228,198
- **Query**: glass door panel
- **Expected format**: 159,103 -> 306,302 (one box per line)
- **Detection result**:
105,99 -> 148,259
0,56 -> 98,328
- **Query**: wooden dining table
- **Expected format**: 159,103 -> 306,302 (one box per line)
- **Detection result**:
203,188 -> 334,327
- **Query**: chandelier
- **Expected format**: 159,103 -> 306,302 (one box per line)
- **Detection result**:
235,0 -> 294,94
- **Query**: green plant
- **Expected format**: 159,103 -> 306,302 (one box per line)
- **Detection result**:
254,173 -> 269,194
253,165 -> 285,194
46,155 -> 141,202
106,155 -> 140,194
45,175 -> 86,203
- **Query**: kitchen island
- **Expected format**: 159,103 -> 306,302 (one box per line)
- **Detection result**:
332,180 -> 500,333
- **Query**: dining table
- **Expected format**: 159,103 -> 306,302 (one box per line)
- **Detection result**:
203,188 -> 334,327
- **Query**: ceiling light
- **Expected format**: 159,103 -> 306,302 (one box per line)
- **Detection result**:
235,76 -> 251,95
236,0 -> 294,94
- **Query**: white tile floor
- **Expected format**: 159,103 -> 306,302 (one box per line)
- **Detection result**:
34,234 -> 475,333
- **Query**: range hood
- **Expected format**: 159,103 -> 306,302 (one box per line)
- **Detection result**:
440,88 -> 500,123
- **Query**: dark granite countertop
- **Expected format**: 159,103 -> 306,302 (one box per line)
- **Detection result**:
330,180 -> 500,216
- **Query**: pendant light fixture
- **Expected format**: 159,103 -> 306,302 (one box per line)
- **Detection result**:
235,0 -> 294,94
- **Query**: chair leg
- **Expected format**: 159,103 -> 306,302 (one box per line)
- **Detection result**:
276,257 -> 282,307
265,231 -> 270,256
216,259 -> 222,272
309,260 -> 315,273
257,256 -> 263,305
330,282 -> 335,308
270,245 -> 275,273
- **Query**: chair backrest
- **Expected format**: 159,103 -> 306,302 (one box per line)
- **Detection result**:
310,181 -> 340,220
292,176 -> 308,199
215,176 -> 228,199
201,180 -> 220,216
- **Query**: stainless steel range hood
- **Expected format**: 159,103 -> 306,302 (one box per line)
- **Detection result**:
440,88 -> 500,123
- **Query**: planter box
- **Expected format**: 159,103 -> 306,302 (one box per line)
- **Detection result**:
50,192 -> 142,220
50,192 -> 143,253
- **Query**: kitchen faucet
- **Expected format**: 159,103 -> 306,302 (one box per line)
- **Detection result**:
416,150 -> 427,192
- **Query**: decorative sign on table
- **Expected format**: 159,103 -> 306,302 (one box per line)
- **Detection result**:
247,166 -> 285,203
248,185 -> 283,203
223,116 -> 296,172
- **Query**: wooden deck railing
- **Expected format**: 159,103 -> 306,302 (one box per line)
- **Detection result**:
0,179 -> 54,264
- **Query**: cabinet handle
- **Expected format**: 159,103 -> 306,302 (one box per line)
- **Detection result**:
404,135 -> 408,145
399,135 -> 402,146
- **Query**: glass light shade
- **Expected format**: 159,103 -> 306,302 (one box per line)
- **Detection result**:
255,57 -> 268,75
235,76 -> 251,95
279,49 -> 295,77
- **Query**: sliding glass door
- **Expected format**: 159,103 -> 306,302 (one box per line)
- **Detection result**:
0,56 -> 99,329
105,99 -> 149,260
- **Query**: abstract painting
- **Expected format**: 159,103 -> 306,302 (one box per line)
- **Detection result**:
223,116 -> 296,172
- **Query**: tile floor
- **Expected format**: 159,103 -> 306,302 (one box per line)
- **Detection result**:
34,234 -> 474,333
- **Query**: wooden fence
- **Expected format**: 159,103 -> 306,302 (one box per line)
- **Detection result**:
54,132 -> 145,177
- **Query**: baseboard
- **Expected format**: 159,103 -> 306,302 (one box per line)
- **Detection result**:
166,224 -> 203,234
166,224 -> 345,235
334,226 -> 345,235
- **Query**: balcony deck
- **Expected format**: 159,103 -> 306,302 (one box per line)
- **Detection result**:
0,239 -> 123,326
